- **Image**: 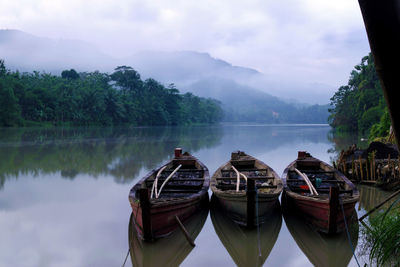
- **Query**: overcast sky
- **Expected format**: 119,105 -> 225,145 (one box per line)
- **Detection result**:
0,0 -> 370,87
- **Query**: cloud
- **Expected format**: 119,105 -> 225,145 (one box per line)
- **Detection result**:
0,0 -> 370,87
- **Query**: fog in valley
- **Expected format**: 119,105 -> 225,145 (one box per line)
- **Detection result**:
0,1 -> 371,123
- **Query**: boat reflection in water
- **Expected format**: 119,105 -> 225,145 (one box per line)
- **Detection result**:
128,201 -> 209,267
282,196 -> 359,267
210,195 -> 282,267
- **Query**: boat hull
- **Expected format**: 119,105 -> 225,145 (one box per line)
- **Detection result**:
129,202 -> 209,267
130,193 -> 208,240
213,191 -> 279,226
283,191 -> 357,234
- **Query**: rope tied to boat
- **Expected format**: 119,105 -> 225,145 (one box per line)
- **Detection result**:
339,198 -> 361,267
155,164 -> 182,198
294,168 -> 319,195
231,165 -> 248,192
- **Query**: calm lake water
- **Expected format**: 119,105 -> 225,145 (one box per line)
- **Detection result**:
0,124 -> 392,267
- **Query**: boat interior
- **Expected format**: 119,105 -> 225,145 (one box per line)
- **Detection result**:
286,160 -> 354,196
215,151 -> 278,192
144,156 -> 206,199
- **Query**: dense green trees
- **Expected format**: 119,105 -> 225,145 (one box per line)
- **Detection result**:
0,60 -> 223,127
329,53 -> 390,140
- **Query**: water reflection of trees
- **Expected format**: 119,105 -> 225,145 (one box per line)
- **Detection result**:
0,126 -> 222,189
327,130 -> 369,163
357,185 -> 392,213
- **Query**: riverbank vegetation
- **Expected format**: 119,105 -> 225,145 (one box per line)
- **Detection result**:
328,53 -> 391,142
0,60 -> 223,127
361,201 -> 400,266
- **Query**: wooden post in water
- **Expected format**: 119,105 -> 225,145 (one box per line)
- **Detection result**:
369,153 -> 374,181
366,157 -> 370,181
343,160 -> 347,177
246,178 -> 256,228
355,159 -> 359,181
139,188 -> 153,241
351,158 -> 355,180
398,156 -> 400,179
373,152 -> 376,180
328,186 -> 339,234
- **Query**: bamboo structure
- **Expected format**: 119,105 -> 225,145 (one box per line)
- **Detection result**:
359,156 -> 364,181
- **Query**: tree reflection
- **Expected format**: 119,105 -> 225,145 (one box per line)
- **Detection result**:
0,126 -> 223,189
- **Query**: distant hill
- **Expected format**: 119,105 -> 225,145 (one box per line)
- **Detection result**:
0,29 -> 115,73
0,29 -> 330,123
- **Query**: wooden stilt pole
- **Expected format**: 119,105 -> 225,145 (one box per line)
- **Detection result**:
355,159 -> 359,181
328,186 -> 339,234
352,158 -> 355,180
139,188 -> 152,241
247,178 -> 256,228
360,156 -> 364,181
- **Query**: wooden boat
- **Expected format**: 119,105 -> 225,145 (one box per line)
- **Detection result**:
128,148 -> 210,241
282,151 -> 360,234
128,202 -> 209,267
282,196 -> 359,267
210,151 -> 283,227
210,195 -> 282,267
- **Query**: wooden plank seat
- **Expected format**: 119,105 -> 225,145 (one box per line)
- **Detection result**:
157,189 -> 200,194
221,168 -> 268,173
147,178 -> 204,182
159,169 -> 203,174
146,182 -> 203,188
216,176 -> 275,181
289,170 -> 335,174
216,184 -> 277,190
286,179 -> 345,184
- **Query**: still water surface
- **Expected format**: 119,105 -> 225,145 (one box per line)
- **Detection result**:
0,125 -> 392,267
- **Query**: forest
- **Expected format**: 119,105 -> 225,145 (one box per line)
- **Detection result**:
0,60 -> 223,127
328,53 -> 390,141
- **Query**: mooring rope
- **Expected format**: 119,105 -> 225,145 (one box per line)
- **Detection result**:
340,199 -> 361,267
122,212 -> 136,267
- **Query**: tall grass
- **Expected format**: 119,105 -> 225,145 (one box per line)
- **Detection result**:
361,199 -> 400,266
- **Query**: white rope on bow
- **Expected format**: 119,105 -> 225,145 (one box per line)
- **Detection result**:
156,164 -> 182,198
150,165 -> 168,199
231,165 -> 248,192
294,168 -> 319,195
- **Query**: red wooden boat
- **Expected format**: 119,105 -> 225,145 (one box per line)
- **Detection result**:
128,148 -> 209,241
282,151 -> 359,234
